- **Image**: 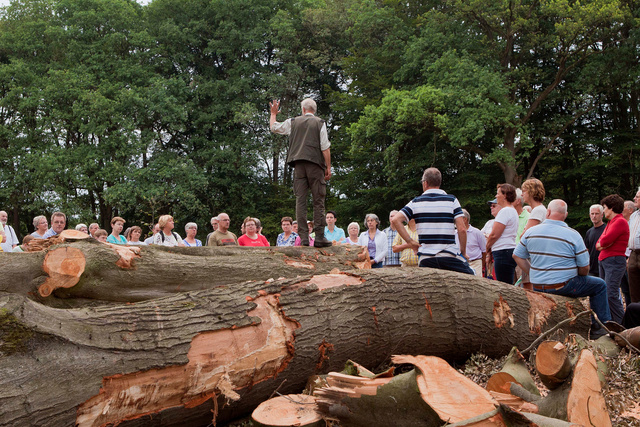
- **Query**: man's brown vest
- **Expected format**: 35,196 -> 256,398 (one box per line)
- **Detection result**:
286,115 -> 326,169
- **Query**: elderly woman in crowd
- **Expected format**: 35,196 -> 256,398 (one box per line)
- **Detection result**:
238,217 -> 270,246
126,226 -> 147,245
154,215 -> 185,247
345,222 -> 360,245
277,216 -> 297,246
358,213 -> 387,268
596,194 -> 629,323
183,222 -> 202,247
107,216 -> 127,245
75,223 -> 89,234
486,184 -> 519,284
31,215 -> 48,239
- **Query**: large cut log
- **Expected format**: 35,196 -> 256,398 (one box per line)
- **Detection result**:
0,240 -> 369,306
0,267 -> 589,427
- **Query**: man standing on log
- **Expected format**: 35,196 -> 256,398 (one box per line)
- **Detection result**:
43,212 -> 66,238
270,98 -> 332,248
207,213 -> 238,246
513,199 -> 611,327
391,167 -> 474,275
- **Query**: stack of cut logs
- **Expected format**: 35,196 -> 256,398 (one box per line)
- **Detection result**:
253,336 -> 619,427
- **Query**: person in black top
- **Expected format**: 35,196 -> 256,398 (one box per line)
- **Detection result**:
584,204 -> 606,276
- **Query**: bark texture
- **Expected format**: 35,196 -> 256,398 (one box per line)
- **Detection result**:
0,240 -> 369,306
0,265 -> 590,427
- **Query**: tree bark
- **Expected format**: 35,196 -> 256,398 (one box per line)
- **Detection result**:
0,240 -> 370,307
0,266 -> 589,427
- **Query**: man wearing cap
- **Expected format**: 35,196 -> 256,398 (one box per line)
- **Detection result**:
270,98 -> 332,248
513,199 -> 611,327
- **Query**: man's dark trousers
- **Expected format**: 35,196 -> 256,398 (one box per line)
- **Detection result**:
294,160 -> 326,244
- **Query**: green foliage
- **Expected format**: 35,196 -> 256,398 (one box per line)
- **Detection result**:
0,0 -> 638,240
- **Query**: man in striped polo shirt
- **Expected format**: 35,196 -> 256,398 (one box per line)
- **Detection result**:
391,168 -> 474,275
513,199 -> 611,325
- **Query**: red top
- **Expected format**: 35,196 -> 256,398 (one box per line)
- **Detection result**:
238,234 -> 270,247
597,214 -> 630,260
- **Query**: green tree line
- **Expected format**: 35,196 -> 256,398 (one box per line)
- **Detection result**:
0,0 -> 638,241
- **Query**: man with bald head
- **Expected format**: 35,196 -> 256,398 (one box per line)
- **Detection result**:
513,199 -> 611,333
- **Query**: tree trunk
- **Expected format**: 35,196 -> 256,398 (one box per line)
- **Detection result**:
0,240 -> 370,307
0,264 -> 589,427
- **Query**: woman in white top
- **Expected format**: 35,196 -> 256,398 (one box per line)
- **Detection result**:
486,184 -> 519,284
521,178 -> 546,235
357,213 -> 387,267
345,222 -> 360,245
153,215 -> 185,247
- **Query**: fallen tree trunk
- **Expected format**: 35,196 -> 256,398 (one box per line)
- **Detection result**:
0,240 -> 369,306
0,266 -> 589,427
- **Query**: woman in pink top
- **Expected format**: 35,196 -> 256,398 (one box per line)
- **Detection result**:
596,194 -> 629,323
238,217 -> 270,247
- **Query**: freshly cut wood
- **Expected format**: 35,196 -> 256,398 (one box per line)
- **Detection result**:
251,394 -> 323,427
489,391 -> 538,413
486,346 -> 540,396
314,370 -> 438,426
510,349 -> 611,425
0,265 -> 590,426
392,355 -> 498,423
566,349 -> 612,427
536,341 -> 572,390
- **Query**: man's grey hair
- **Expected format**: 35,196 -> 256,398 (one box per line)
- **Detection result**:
75,223 -> 87,231
33,215 -> 46,228
185,222 -> 198,231
364,213 -> 380,226
301,98 -> 317,113
421,168 -> 442,188
590,204 -> 604,214
210,216 -> 218,224
515,188 -> 524,203
548,199 -> 567,215
389,210 -> 398,218
624,200 -> 636,211
461,209 -> 470,222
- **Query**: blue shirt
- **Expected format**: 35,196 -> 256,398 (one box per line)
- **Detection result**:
513,219 -> 589,284
324,227 -> 346,243
383,227 -> 400,266
107,235 -> 127,245
400,189 -> 463,258
43,228 -> 58,238
277,232 -> 298,246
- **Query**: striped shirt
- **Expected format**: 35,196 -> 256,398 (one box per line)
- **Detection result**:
629,210 -> 640,250
399,189 -> 463,258
513,219 -> 588,284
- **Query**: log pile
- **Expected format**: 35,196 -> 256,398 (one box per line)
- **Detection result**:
253,339 -> 617,426
0,237 -> 611,426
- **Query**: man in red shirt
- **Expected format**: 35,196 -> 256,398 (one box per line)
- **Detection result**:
596,194 -> 629,323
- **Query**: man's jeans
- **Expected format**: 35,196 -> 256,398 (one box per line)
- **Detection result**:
599,256 -> 626,323
541,274 -> 611,323
419,256 -> 475,275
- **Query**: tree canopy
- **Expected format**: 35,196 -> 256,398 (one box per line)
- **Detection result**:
0,0 -> 638,240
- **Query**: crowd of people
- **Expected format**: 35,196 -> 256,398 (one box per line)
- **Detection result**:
2,166 -> 639,333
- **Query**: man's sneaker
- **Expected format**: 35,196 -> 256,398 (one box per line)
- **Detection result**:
300,240 -> 310,246
313,236 -> 332,248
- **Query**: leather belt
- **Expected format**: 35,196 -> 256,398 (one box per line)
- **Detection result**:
532,282 -> 567,291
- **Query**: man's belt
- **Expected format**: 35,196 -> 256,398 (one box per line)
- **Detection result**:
633,249 -> 640,254
532,282 -> 567,291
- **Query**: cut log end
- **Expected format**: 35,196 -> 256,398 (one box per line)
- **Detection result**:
39,247 -> 86,297
536,340 -> 571,390
252,394 -> 323,427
